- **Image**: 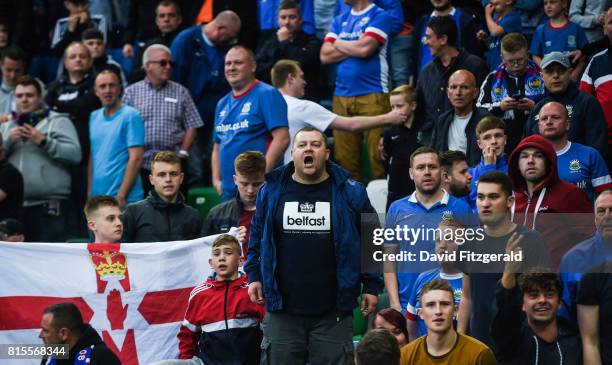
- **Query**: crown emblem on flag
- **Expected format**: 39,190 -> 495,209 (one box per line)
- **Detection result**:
90,250 -> 128,281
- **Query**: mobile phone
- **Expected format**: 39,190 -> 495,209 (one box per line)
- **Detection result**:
511,92 -> 524,100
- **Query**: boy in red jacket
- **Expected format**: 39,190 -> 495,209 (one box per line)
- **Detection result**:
508,135 -> 594,267
173,234 -> 265,365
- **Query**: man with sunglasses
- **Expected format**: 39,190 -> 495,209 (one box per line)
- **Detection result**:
477,33 -> 545,155
123,44 -> 203,195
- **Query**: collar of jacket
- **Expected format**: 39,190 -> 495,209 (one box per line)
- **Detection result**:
546,82 -> 578,100
146,190 -> 186,209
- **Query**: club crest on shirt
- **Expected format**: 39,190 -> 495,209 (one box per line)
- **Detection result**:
569,159 -> 581,172
441,211 -> 453,221
241,102 -> 251,114
567,36 -> 576,47
359,17 -> 370,27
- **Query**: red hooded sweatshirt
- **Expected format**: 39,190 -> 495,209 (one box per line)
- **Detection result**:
508,135 -> 594,267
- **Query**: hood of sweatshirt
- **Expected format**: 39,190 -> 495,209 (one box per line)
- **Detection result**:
508,135 -> 559,194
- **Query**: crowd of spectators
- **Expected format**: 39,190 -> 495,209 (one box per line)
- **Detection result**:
1,0 -> 612,364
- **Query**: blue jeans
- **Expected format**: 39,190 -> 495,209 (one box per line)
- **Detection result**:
389,34 -> 415,88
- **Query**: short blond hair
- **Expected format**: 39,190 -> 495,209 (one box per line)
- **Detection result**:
390,84 -> 417,103
212,234 -> 242,254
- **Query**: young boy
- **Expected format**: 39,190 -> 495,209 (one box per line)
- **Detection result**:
530,0 -> 588,80
467,116 -> 508,210
82,28 -> 127,87
478,0 -> 522,70
176,234 -> 265,365
406,220 -> 464,340
84,195 -> 123,243
51,0 -> 107,56
382,85 -> 421,209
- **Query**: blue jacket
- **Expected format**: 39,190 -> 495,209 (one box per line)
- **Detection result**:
170,26 -> 230,120
468,155 -> 508,210
244,161 -> 383,314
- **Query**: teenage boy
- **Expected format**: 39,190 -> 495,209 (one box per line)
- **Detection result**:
400,280 -> 496,365
382,85 -> 421,208
406,220 -> 464,340
81,28 -> 127,87
169,234 -> 265,365
530,0 -> 588,80
478,0 -> 522,70
84,195 -> 123,243
492,267 -> 582,364
457,171 -> 550,349
467,116 -> 508,210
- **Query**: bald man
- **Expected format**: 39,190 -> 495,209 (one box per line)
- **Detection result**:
170,10 -> 242,187
432,69 -> 490,165
212,45 -> 289,200
538,101 -> 612,203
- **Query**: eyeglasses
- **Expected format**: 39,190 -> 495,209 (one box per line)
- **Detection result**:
148,60 -> 174,67
504,58 -> 527,66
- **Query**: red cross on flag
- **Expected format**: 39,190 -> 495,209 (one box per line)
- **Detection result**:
0,235 -> 227,364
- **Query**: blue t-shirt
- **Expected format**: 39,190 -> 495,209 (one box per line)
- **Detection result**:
213,81 -> 288,199
530,20 -> 588,57
385,190 -> 473,309
487,11 -> 522,70
556,141 -> 612,203
90,104 -> 145,202
406,268 -> 463,337
325,3 -> 391,97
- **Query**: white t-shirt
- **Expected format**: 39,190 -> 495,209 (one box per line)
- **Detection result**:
283,94 -> 337,163
447,111 -> 472,153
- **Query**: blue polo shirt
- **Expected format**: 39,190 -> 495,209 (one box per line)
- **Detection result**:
385,190 -> 472,309
559,233 -> 612,321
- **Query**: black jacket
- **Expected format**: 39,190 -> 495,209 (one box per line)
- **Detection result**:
525,83 -> 609,161
201,195 -> 242,236
45,72 -> 100,162
122,191 -> 203,243
492,283 -> 582,365
432,107 -> 490,166
416,48 -> 487,146
40,325 -> 121,365
256,30 -> 321,101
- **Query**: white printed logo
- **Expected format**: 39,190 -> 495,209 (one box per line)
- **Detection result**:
241,102 -> 251,114
219,110 -> 227,118
283,202 -> 331,231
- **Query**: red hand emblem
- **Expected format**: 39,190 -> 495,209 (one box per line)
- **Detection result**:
107,289 -> 128,330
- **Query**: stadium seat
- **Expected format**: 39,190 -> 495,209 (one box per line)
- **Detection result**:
353,296 -> 369,342
187,187 -> 221,218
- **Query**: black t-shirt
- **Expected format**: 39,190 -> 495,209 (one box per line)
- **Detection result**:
382,123 -> 420,209
273,177 -> 336,316
0,159 -> 23,221
577,262 -> 612,365
457,224 -> 550,349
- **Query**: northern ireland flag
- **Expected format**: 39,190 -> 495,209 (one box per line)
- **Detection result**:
0,233 -> 233,365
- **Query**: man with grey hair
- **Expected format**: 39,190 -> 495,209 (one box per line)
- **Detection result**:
170,10 -> 242,188
122,44 -> 203,194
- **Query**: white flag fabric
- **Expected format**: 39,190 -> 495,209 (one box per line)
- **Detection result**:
0,231 -> 236,365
